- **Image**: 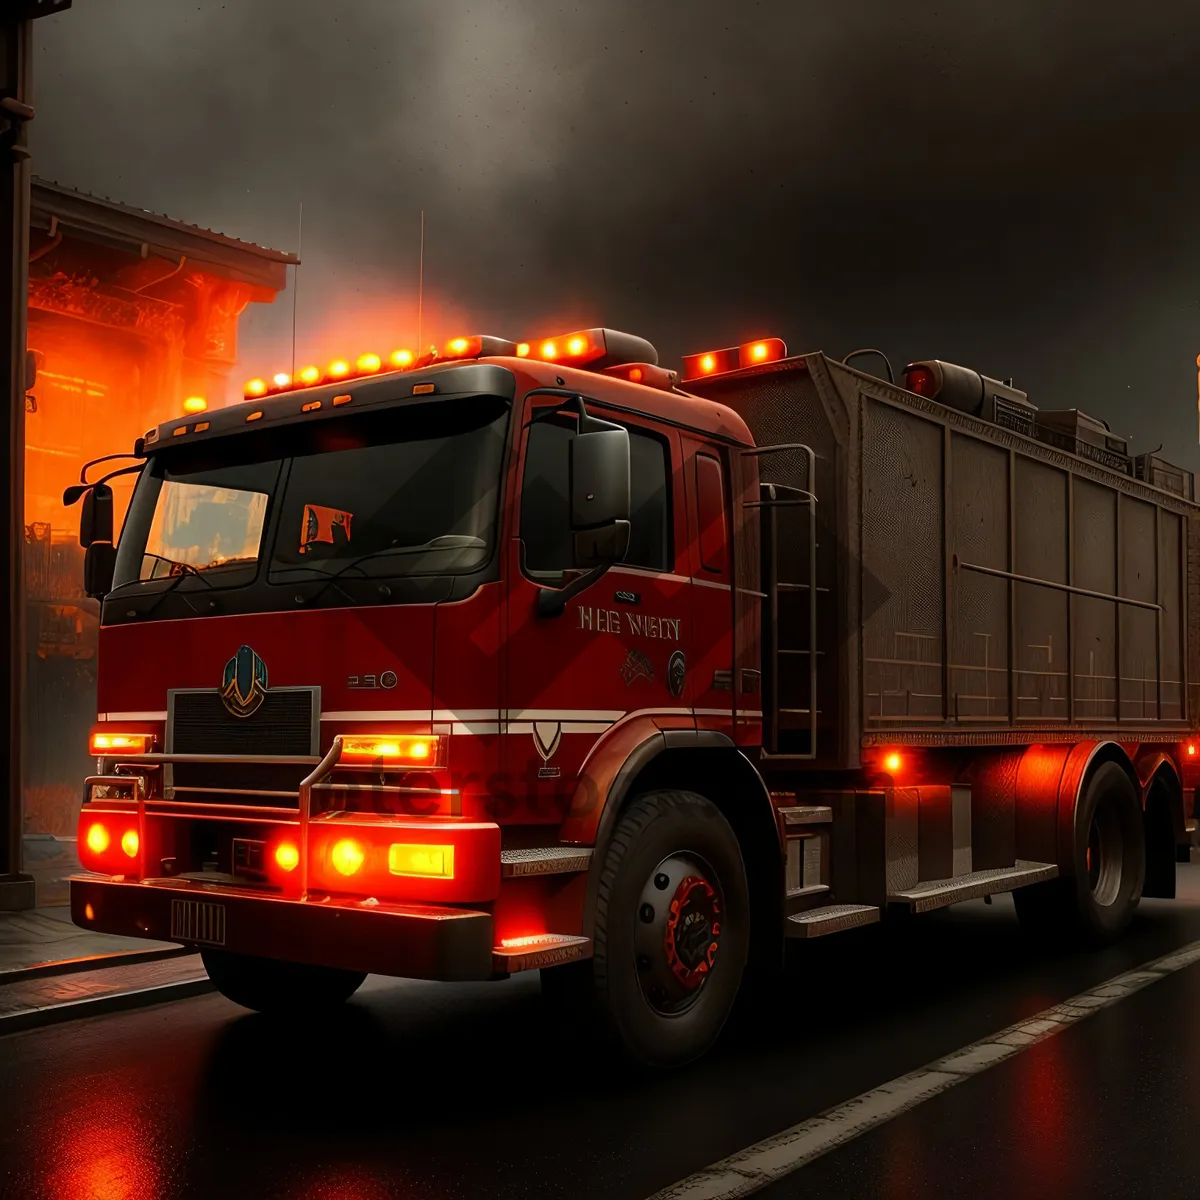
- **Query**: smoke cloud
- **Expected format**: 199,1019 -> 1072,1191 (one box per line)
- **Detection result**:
30,0 -> 1200,463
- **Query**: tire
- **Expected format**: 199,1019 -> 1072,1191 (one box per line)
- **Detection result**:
1013,760 -> 1145,945
542,788 -> 750,1068
201,949 -> 365,1014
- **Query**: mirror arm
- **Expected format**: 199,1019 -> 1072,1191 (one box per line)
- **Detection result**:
536,562 -> 611,619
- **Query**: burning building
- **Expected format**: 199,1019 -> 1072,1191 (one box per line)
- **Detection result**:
24,179 -> 295,848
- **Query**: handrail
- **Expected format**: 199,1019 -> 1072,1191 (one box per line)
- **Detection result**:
106,752 -> 322,765
744,442 -> 819,759
299,736 -> 343,899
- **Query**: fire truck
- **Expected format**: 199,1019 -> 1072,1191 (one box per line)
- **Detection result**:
66,327 -> 1200,1066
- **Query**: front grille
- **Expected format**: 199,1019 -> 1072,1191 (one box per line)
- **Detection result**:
171,689 -> 316,755
171,899 -> 226,945
168,687 -> 317,805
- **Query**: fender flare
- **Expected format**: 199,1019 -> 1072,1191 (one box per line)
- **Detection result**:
561,726 -> 777,942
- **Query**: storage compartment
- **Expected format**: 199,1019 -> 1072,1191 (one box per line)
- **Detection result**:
688,354 -> 1197,767
1134,451 -> 1196,501
1034,408 -> 1132,474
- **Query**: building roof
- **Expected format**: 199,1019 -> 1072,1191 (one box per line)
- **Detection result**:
30,177 -> 298,292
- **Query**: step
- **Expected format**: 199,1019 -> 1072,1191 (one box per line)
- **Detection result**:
888,860 -> 1058,914
786,904 -> 880,938
499,848 -> 593,878
778,805 -> 833,829
492,933 -> 591,974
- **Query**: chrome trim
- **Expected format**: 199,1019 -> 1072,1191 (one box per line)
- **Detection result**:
111,753 -> 321,765
312,782 -> 459,795
299,736 -> 344,899
169,785 -> 300,799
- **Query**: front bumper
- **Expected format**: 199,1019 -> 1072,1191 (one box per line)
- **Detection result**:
71,875 -> 495,981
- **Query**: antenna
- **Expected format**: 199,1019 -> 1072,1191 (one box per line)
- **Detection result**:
290,201 -> 303,383
417,209 -> 425,353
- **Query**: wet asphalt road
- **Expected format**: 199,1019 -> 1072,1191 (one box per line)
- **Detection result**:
5,870 -> 1200,1200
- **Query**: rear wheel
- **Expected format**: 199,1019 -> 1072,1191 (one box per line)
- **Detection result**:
541,789 -> 750,1068
201,949 -> 365,1013
1014,760 -> 1144,944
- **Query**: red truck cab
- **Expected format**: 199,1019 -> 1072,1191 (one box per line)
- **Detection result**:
70,329 -> 768,1064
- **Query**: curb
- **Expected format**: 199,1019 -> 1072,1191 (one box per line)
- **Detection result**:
0,975 -> 214,1035
0,945 -> 195,985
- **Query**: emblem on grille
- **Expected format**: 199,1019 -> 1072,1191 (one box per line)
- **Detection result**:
220,644 -> 268,718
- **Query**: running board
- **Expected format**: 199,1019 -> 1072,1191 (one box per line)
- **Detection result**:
786,904 -> 880,938
500,848 -> 593,878
492,934 -> 591,974
888,860 -> 1058,914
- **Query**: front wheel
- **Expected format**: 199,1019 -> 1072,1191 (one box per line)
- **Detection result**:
201,949 -> 366,1014
1013,760 -> 1145,945
543,789 -> 750,1068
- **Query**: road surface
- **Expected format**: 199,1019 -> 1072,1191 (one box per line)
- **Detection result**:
5,871 -> 1200,1200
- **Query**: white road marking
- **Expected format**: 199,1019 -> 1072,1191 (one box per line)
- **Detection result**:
647,938 -> 1200,1200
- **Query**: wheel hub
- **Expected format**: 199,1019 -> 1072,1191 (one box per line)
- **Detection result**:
634,853 -> 723,1014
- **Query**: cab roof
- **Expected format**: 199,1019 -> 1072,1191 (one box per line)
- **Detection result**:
145,357 -> 754,454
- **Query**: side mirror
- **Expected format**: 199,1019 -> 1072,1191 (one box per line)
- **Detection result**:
83,542 -> 116,599
569,427 -> 631,568
79,483 -> 114,548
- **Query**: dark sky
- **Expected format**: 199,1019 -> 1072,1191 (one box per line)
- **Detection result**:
30,0 -> 1200,467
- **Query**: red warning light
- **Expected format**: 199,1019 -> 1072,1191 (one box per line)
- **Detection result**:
681,346 -> 739,381
738,337 -> 786,368
905,364 -> 938,397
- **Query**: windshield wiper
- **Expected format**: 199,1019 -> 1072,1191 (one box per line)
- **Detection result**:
134,557 -> 217,618
291,536 -> 485,608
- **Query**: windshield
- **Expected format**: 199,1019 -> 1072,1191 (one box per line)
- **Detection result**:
141,478 -> 269,580
112,395 -> 510,603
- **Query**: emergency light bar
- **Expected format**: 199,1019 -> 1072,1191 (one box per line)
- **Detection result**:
243,327 -> 661,399
681,337 -> 787,381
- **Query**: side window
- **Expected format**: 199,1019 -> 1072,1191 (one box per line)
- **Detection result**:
695,453 -> 728,574
520,412 -> 672,573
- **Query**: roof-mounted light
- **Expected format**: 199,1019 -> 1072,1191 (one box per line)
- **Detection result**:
601,362 -> 678,391
681,336 -> 787,381
740,337 -> 786,367
522,328 -> 659,371
681,346 -> 738,380
439,335 -> 518,360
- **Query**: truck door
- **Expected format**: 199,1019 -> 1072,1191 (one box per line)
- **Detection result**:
685,438 -> 736,740
503,394 -> 692,826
